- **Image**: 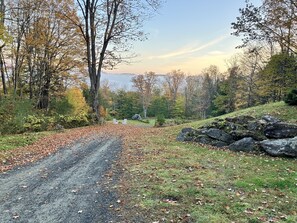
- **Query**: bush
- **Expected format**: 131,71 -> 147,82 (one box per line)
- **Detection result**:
285,89 -> 297,106
155,114 -> 165,127
0,98 -> 34,134
56,114 -> 89,128
23,115 -> 49,132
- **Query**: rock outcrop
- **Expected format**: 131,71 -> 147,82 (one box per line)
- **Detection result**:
260,137 -> 297,157
177,115 -> 297,157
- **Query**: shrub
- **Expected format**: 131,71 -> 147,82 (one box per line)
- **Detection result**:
57,114 -> 89,128
50,97 -> 73,115
285,89 -> 297,106
0,98 -> 34,134
155,114 -> 165,127
23,115 -> 48,132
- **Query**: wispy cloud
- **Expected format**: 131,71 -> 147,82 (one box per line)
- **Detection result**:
150,34 -> 229,59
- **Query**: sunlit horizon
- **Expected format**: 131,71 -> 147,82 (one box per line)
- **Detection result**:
105,0 -> 262,75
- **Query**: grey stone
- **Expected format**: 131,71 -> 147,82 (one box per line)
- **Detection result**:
132,114 -> 142,120
261,115 -> 280,124
225,115 -> 256,125
264,122 -> 297,139
228,137 -> 257,152
247,121 -> 265,132
201,128 -> 234,143
230,130 -> 266,141
176,128 -> 194,142
193,135 -> 228,147
260,137 -> 297,157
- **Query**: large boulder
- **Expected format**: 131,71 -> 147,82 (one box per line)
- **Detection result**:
261,115 -> 280,124
176,128 -> 195,142
132,114 -> 142,120
228,137 -> 258,153
264,122 -> 297,139
230,130 -> 267,141
193,135 -> 228,147
260,137 -> 297,157
201,128 -> 234,144
225,115 -> 256,125
176,114 -> 297,158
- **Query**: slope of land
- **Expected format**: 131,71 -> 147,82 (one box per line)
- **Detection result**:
0,102 -> 296,222
119,102 -> 297,223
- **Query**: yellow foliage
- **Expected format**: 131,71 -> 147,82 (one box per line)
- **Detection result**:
99,106 -> 107,118
65,87 -> 89,115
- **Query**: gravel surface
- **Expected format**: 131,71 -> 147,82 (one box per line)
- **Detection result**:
0,135 -> 123,223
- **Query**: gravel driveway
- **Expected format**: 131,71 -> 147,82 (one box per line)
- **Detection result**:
0,135 -> 123,223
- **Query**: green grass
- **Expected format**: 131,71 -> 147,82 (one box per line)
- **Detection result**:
0,132 -> 49,151
190,101 -> 296,128
124,102 -> 297,222
126,119 -> 156,127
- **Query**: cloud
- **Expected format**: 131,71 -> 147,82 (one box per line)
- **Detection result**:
150,34 -> 229,59
208,50 -> 225,55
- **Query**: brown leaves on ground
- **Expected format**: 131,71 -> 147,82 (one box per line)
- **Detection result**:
0,123 -> 160,173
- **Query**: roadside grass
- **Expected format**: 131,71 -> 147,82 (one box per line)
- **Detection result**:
0,132 -> 50,151
126,119 -> 156,127
188,101 -> 297,129
122,102 -> 297,222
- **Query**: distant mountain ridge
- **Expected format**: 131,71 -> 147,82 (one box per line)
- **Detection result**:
101,72 -> 135,90
101,72 -> 166,91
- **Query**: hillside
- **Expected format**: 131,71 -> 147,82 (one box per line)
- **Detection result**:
1,102 -> 296,222
120,102 -> 297,222
186,101 -> 297,130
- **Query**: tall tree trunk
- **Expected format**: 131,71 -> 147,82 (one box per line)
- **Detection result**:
37,74 -> 51,110
0,48 -> 7,95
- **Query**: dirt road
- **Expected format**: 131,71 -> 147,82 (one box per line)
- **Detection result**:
0,135 -> 123,223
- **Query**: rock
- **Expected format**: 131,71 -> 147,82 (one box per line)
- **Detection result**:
228,137 -> 258,153
54,124 -> 64,131
264,122 -> 297,139
176,114 -> 297,158
176,128 -> 194,142
193,135 -> 212,144
261,115 -> 280,124
260,137 -> 297,157
230,130 -> 266,141
225,115 -> 255,125
201,128 -> 234,144
132,114 -> 142,120
247,121 -> 265,132
193,135 -> 228,147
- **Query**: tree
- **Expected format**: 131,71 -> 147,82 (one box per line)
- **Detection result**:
132,71 -> 157,118
163,69 -> 185,117
198,65 -> 221,118
184,75 -> 202,117
6,0 -> 82,109
113,90 -> 141,119
148,96 -> 169,118
74,0 -> 161,120
65,87 -> 89,115
231,0 -> 297,53
213,66 -> 241,115
257,53 -> 297,101
0,0 -> 9,96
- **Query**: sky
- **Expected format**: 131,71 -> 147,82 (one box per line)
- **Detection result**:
109,0 -> 262,75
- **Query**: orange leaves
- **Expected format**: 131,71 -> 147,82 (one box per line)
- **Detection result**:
0,123 -> 156,173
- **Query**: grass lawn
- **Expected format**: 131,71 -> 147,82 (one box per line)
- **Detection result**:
0,132 -> 50,151
125,119 -> 156,127
121,102 -> 297,222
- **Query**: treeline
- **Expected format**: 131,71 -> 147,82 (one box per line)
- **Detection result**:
100,52 -> 297,121
0,0 -> 297,134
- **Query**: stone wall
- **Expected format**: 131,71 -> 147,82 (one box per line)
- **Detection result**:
177,115 -> 297,157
